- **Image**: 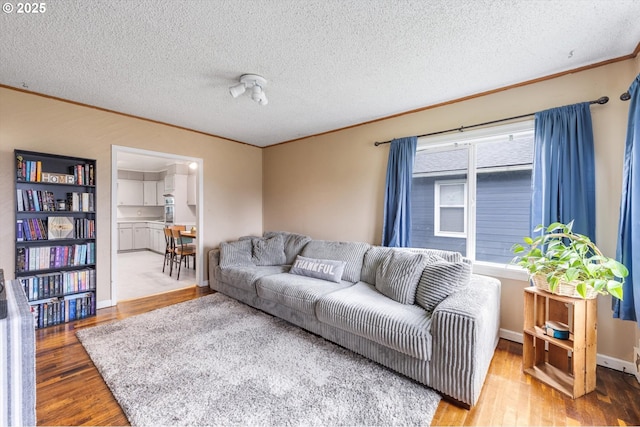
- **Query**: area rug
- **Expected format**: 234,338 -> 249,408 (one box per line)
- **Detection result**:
76,293 -> 441,426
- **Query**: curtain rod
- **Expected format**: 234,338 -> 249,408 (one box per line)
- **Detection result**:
374,96 -> 609,146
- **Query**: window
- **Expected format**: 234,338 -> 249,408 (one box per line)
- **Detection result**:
411,121 -> 534,265
434,180 -> 467,237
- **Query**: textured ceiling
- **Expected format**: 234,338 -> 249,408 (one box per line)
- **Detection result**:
1,0 -> 639,147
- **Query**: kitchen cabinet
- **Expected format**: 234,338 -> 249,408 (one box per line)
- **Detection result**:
187,174 -> 196,205
148,222 -> 165,253
156,180 -> 165,206
118,223 -> 133,251
133,223 -> 149,249
117,179 -> 143,206
164,174 -> 175,193
143,181 -> 157,206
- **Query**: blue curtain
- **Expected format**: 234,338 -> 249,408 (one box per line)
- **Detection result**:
531,103 -> 596,240
614,74 -> 640,325
382,136 -> 417,247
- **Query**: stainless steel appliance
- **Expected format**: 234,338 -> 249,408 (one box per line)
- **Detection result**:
164,194 -> 175,224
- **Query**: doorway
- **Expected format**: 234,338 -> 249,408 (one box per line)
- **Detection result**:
111,146 -> 204,304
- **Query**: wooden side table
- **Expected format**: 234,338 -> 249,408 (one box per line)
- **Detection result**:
522,286 -> 597,398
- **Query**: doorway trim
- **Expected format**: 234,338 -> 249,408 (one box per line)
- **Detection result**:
110,145 -> 205,306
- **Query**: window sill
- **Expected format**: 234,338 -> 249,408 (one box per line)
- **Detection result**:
472,261 -> 529,282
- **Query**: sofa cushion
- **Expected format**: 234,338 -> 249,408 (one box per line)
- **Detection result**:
219,266 -> 289,294
415,258 -> 472,312
289,255 -> 346,283
316,282 -> 433,361
219,240 -> 254,268
264,231 -> 312,265
301,240 -> 370,283
375,251 -> 431,304
360,246 -> 393,285
252,235 -> 286,266
256,273 -> 353,315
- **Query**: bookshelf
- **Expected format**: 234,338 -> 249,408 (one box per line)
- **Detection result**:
522,286 -> 597,398
14,150 -> 97,329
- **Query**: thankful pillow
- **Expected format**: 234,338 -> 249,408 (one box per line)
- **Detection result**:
289,255 -> 346,283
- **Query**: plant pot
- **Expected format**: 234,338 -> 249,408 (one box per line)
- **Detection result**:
531,273 -> 598,299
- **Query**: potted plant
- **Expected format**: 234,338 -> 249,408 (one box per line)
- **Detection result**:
511,221 -> 628,299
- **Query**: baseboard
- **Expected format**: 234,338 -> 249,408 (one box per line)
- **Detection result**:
499,328 -> 635,373
500,328 -> 523,344
97,299 -> 114,310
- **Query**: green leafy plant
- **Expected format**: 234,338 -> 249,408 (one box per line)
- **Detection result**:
511,221 -> 628,299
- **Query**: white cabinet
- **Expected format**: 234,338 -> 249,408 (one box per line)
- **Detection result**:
164,174 -> 175,193
133,223 -> 149,249
118,223 -> 133,251
143,181 -> 157,206
117,180 -> 144,206
156,180 -> 165,206
148,223 -> 165,253
187,174 -> 196,206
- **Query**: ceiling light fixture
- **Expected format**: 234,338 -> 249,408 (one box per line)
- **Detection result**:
229,74 -> 268,106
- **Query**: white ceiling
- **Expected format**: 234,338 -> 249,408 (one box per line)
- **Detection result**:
1,0 -> 639,147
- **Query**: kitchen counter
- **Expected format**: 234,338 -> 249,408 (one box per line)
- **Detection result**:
117,217 -> 164,224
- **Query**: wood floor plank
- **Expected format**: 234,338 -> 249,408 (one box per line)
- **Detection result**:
35,286 -> 640,426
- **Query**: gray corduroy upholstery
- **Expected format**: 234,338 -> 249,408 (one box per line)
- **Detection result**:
316,282 -> 433,360
301,240 -> 370,283
256,273 -> 353,315
219,265 -> 289,294
208,237 -> 501,408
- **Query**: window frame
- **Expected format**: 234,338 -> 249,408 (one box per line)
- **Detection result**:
434,179 -> 467,238
414,120 -> 534,279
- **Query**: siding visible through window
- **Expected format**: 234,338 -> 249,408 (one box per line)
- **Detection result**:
411,120 -> 534,265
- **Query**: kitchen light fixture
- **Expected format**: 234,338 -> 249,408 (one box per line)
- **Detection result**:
229,74 -> 268,105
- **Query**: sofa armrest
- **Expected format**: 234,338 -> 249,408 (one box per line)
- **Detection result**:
430,274 -> 501,407
208,248 -> 221,287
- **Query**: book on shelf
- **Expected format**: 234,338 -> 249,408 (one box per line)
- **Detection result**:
66,192 -> 94,212
17,218 -> 48,241
47,216 -> 74,240
17,154 -> 95,185
16,243 -> 96,273
16,189 -> 56,212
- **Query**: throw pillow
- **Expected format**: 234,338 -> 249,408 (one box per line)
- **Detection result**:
301,240 -> 370,283
252,235 -> 286,266
264,231 -> 312,265
289,255 -> 347,283
375,251 -> 430,304
219,240 -> 253,268
415,258 -> 472,312
361,246 -> 393,285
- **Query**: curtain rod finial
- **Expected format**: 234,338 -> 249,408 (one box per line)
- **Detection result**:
595,96 -> 609,105
620,92 -> 631,101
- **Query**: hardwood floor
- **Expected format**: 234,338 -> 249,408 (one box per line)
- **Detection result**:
36,287 -> 640,426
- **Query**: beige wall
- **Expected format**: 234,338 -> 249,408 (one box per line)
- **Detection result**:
263,59 -> 640,363
0,88 -> 263,303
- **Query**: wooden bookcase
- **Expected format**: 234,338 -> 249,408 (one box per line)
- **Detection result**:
522,286 -> 597,398
14,150 -> 97,329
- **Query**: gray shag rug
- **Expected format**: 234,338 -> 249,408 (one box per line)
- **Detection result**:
77,293 -> 441,426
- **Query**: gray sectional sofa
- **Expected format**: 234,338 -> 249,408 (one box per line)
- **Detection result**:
207,231 -> 501,408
